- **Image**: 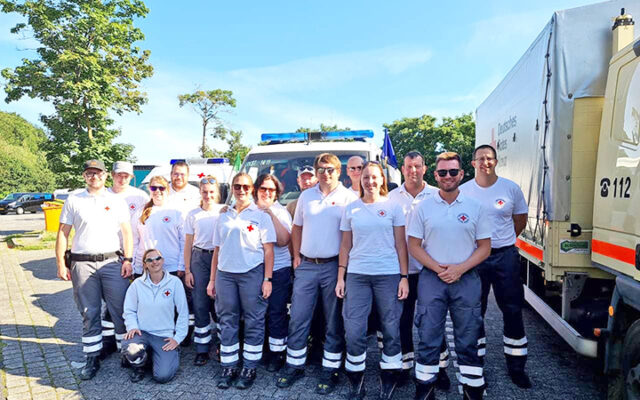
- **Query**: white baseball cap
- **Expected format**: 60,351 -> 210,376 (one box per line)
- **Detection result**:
112,161 -> 134,175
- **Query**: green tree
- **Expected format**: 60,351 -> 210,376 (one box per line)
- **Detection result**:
0,111 -> 55,196
383,113 -> 475,186
210,126 -> 250,165
295,123 -> 351,133
0,0 -> 153,188
178,89 -> 236,157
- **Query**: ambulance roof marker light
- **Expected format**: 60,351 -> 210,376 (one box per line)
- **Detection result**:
260,130 -> 374,143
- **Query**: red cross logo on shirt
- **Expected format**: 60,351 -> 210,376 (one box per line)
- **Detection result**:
378,210 -> 386,217
105,206 -> 110,211
457,213 -> 469,223
163,216 -> 171,223
164,290 -> 171,297
129,204 -> 136,210
331,202 -> 335,206
198,172 -> 205,178
495,199 -> 506,209
247,224 -> 254,232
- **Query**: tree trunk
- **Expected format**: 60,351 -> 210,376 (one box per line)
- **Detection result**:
201,119 -> 207,157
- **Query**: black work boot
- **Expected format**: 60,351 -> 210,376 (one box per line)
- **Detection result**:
129,366 -> 145,383
217,367 -> 238,389
414,381 -> 436,400
316,369 -> 340,394
266,351 -> 286,372
509,371 -> 532,389
379,369 -> 398,400
276,365 -> 304,388
79,355 -> 100,380
99,339 -> 117,360
462,384 -> 484,400
397,369 -> 411,387
346,371 -> 366,399
234,367 -> 257,389
436,367 -> 451,391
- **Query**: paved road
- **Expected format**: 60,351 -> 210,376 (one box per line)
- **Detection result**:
0,216 -> 607,399
0,213 -> 46,240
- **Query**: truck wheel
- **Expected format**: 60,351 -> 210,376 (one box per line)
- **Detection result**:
622,320 -> 640,399
609,373 -> 624,400
16,207 -> 24,215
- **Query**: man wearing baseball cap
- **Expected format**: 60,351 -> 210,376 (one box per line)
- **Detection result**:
97,161 -> 150,359
285,165 -> 318,218
55,160 -> 134,380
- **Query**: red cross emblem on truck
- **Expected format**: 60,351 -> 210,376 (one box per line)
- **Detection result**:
247,224 -> 254,232
198,172 -> 205,178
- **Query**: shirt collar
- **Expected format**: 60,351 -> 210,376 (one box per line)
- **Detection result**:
434,191 -> 464,204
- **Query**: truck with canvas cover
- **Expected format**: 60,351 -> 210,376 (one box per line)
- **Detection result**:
475,1 -> 640,397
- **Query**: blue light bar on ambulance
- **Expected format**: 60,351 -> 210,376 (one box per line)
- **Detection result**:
261,130 -> 374,142
170,158 -> 230,165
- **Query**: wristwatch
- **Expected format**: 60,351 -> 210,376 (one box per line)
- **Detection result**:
264,277 -> 272,282
400,274 -> 409,279
122,257 -> 133,263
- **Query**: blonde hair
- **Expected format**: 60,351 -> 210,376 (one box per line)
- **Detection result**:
359,162 -> 388,197
435,152 -> 462,169
140,176 -> 169,224
314,153 -> 341,171
199,175 -> 220,206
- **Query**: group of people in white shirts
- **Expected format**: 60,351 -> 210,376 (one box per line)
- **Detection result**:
57,145 -> 530,400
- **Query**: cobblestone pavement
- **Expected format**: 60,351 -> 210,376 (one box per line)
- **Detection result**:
0,244 -> 607,400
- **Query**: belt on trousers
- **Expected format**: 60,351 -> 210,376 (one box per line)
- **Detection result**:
70,252 -> 119,262
490,245 -> 515,255
301,254 -> 339,264
193,246 -> 214,254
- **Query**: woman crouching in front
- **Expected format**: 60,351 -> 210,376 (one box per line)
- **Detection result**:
121,248 -> 189,383
207,172 -> 276,389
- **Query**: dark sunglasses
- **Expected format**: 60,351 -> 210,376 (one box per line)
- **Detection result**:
259,186 -> 277,194
348,165 -> 363,172
149,186 -> 167,192
144,256 -> 163,263
233,184 -> 251,191
436,169 -> 461,177
200,178 -> 217,184
317,167 -> 336,174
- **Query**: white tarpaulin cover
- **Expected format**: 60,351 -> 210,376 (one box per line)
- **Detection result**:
476,1 -> 640,230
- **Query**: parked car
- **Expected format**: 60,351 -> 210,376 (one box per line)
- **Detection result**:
0,192 -> 54,215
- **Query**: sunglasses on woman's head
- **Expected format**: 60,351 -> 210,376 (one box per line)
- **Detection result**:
200,178 -> 216,184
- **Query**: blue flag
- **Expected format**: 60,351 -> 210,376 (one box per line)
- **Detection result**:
382,128 -> 398,168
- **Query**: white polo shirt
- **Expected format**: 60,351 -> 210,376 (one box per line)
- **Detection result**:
270,202 -> 293,271
293,183 -> 358,258
213,203 -> 276,273
108,186 -> 150,268
388,182 -> 437,274
134,205 -> 185,273
460,177 -> 528,248
60,189 -> 129,254
407,192 -> 492,266
185,204 -> 224,250
167,184 -> 201,215
340,197 -> 405,275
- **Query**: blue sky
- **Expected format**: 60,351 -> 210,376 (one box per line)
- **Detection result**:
0,0 -> 596,164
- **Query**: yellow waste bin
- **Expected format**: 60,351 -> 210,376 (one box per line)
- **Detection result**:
42,202 -> 63,232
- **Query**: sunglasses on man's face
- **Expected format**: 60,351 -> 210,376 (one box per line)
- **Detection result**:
144,256 -> 163,263
316,167 -> 336,175
436,169 -> 461,177
233,184 -> 251,192
149,186 -> 167,192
